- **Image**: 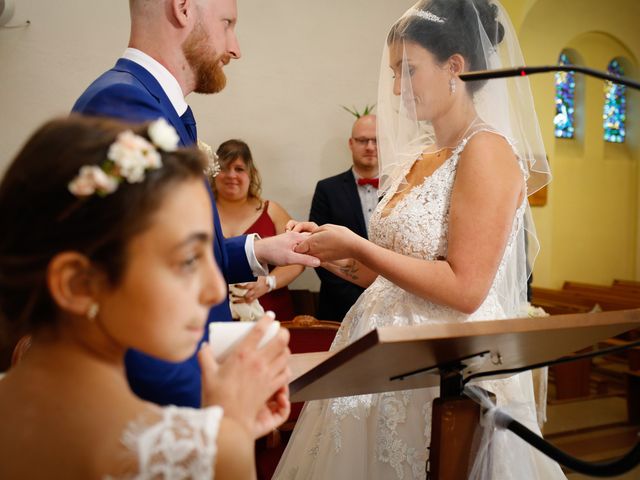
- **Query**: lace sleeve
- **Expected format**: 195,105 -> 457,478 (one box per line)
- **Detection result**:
113,405 -> 223,480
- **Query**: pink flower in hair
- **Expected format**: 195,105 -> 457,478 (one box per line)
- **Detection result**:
68,165 -> 119,197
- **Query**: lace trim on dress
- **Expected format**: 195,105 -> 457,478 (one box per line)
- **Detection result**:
107,405 -> 223,480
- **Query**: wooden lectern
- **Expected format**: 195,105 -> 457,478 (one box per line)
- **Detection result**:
288,309 -> 640,479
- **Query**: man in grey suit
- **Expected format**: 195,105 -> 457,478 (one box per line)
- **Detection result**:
310,115 -> 378,321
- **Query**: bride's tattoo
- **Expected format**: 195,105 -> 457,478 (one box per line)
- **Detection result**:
339,260 -> 359,280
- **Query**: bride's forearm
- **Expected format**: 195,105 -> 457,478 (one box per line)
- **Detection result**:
321,259 -> 377,288
351,237 -> 488,314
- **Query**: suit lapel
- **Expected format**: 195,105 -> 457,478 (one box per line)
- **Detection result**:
113,59 -> 193,147
112,60 -> 223,261
342,170 -> 367,238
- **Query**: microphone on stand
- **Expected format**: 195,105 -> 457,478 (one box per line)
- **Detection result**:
460,65 -> 640,90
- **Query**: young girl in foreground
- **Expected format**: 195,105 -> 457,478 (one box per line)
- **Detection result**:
0,116 -> 290,479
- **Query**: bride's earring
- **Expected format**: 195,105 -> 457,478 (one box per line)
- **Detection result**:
87,302 -> 100,321
449,78 -> 456,95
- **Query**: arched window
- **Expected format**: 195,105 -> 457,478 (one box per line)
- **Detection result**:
554,52 -> 575,139
603,59 -> 626,143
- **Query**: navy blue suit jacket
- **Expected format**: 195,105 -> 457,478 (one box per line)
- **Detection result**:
309,169 -> 367,321
73,58 -> 255,407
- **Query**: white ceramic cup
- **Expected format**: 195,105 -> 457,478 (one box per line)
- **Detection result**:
209,318 -> 281,361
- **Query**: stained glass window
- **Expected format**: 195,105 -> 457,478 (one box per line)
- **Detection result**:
603,59 -> 626,143
554,52 -> 575,139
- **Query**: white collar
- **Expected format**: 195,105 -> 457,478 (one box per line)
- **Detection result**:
122,48 -> 189,116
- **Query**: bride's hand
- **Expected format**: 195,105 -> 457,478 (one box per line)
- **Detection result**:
294,224 -> 360,262
285,219 -> 319,233
321,259 -> 352,269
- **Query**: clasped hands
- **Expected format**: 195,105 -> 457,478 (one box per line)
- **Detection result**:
284,220 -> 360,263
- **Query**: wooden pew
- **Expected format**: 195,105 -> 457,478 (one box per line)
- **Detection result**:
531,282 -> 639,403
563,281 -> 640,306
613,279 -> 640,289
612,279 -> 640,297
537,283 -> 640,311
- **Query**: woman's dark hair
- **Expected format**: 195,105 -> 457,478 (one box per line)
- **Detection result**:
0,115 -> 206,345
212,139 -> 262,206
389,0 -> 505,94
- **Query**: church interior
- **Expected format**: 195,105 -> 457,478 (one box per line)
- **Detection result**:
0,0 -> 639,478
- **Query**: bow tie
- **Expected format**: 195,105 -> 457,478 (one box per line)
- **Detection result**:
357,177 -> 379,188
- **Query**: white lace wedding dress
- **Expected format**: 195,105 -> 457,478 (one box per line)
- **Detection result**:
106,405 -> 223,479
273,131 -> 566,479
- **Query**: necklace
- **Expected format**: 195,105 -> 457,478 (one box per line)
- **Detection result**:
421,116 -> 480,162
441,115 -> 480,149
420,115 -> 479,160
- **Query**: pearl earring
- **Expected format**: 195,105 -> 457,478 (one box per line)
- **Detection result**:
449,78 -> 456,95
87,303 -> 100,321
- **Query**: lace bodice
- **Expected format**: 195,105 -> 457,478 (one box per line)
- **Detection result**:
108,405 -> 223,480
369,147 -> 458,262
332,130 -> 526,350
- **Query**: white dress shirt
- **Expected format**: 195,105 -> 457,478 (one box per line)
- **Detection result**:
352,168 -> 379,234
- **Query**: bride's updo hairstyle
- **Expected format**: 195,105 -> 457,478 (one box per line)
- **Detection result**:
0,116 -> 206,345
388,0 -> 505,94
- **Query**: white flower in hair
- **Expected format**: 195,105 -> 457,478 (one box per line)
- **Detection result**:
149,118 -> 180,152
68,165 -> 119,197
68,120 -> 180,198
108,130 -> 162,183
198,140 -> 221,178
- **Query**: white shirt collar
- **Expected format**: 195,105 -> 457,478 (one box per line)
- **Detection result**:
122,48 -> 189,116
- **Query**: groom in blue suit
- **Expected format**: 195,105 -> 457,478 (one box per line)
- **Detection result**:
73,0 -> 317,407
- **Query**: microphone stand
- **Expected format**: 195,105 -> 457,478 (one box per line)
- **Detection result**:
457,64 -> 640,476
460,64 -> 640,90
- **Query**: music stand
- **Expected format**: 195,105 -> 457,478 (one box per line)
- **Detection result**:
288,309 -> 640,479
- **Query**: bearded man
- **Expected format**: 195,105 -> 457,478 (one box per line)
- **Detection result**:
72,0 -> 318,408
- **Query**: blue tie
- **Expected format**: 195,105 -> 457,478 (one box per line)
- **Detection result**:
181,106 -> 198,144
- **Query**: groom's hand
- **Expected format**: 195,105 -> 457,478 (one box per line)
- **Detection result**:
254,232 -> 320,267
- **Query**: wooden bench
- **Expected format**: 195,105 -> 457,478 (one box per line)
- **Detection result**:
532,281 -> 639,402
562,282 -> 640,308
613,279 -> 640,289
532,286 -> 639,312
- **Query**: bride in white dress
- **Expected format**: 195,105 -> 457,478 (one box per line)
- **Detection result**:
0,117 -> 290,479
275,1 -> 566,478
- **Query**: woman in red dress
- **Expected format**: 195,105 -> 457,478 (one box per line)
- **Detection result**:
212,139 -> 303,320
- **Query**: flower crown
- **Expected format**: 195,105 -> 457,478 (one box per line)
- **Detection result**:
68,118 -> 180,197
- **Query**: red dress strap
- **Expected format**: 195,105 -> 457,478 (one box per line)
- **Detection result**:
244,201 -> 276,237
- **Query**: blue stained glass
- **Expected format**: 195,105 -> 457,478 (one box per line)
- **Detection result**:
554,52 -> 575,139
603,59 -> 626,143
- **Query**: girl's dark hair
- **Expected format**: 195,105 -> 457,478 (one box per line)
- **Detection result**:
212,139 -> 262,205
0,115 -> 206,345
389,0 -> 505,94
